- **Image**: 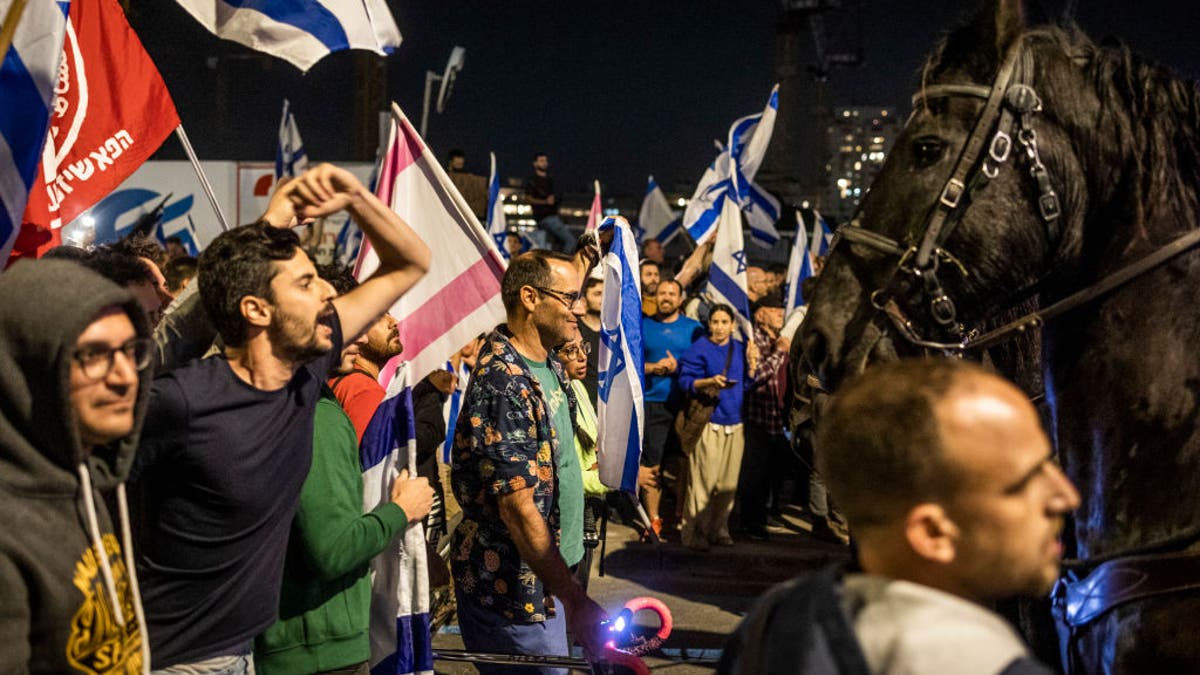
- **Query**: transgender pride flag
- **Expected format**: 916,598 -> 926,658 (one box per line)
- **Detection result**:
361,363 -> 431,675
355,103 -> 507,388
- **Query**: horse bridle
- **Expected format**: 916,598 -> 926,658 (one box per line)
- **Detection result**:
832,39 -> 1200,355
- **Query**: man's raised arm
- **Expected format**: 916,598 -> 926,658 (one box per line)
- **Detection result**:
282,163 -> 431,342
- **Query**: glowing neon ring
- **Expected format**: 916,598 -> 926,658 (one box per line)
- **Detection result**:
620,596 -> 673,654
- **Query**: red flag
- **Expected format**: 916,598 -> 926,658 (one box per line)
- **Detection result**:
14,0 -> 179,260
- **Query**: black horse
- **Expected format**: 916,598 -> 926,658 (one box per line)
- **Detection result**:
797,0 -> 1200,672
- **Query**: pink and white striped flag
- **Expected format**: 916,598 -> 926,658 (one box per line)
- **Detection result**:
585,179 -> 603,232
355,103 -> 507,389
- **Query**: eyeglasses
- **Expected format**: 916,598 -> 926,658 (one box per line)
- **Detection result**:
556,342 -> 591,360
534,286 -> 582,309
73,338 -> 153,381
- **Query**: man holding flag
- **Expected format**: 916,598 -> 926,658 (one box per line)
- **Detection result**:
450,250 -> 607,672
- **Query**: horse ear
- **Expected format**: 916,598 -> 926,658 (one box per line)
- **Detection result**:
971,0 -> 1026,58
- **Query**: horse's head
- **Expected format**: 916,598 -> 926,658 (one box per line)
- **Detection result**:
802,0 -> 1110,389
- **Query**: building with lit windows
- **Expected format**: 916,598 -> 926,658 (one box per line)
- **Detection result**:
825,106 -> 899,223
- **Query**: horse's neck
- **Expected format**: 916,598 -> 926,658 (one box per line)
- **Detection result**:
1042,253 -> 1200,561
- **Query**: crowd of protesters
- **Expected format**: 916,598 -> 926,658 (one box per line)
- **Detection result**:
1,157 -> 1081,675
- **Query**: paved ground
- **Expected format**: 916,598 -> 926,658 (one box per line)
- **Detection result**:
432,505 -> 851,674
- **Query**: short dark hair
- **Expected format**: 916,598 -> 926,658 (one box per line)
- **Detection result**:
82,247 -> 156,287
448,148 -> 465,160
164,235 -> 184,246
657,278 -> 683,295
532,152 -> 547,162
163,256 -> 198,294
708,303 -> 735,324
583,277 -> 604,294
816,359 -> 979,529
500,250 -> 574,314
767,262 -> 788,276
639,259 -> 659,272
42,245 -> 90,262
316,263 -> 358,296
198,222 -> 301,347
112,234 -> 167,269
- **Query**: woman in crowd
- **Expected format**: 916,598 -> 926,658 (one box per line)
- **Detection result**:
555,334 -> 609,589
677,305 -> 754,551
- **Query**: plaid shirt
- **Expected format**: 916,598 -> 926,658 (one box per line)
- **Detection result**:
745,330 -> 789,433
450,325 -> 576,623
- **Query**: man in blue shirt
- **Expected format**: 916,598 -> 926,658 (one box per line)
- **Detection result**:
640,279 -> 703,538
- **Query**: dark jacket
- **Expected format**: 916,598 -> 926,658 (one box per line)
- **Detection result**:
0,259 -> 153,674
720,565 -> 1055,675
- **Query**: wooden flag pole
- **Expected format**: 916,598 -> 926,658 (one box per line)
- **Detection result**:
174,125 -> 231,232
0,0 -> 29,63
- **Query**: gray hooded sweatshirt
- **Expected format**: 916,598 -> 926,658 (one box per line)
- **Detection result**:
0,259 -> 152,673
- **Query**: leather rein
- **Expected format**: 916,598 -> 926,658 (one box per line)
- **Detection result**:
833,40 -> 1200,355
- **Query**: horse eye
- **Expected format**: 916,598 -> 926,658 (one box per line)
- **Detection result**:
912,137 -> 945,168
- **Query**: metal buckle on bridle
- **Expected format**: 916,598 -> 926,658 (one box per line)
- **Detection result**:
939,178 -> 966,209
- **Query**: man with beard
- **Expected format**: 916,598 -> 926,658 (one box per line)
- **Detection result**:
574,277 -> 603,403
451,250 -> 607,672
720,361 -> 1078,675
639,259 -> 660,316
330,311 -> 403,441
640,279 -> 702,539
130,163 -> 430,673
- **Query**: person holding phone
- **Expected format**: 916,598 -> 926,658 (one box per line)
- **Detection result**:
677,304 -> 750,551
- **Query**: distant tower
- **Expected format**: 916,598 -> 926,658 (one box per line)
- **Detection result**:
757,0 -> 862,217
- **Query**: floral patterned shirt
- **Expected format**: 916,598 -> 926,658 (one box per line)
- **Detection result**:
450,325 -> 577,623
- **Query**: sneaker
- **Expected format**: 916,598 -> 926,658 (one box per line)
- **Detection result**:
641,517 -> 664,542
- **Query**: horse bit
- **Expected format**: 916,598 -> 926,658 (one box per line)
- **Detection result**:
829,39 -> 1200,355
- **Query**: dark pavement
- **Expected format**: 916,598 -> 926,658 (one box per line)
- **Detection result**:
432,505 -> 851,674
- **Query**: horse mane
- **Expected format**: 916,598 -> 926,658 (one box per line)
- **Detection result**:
921,22 -> 1200,246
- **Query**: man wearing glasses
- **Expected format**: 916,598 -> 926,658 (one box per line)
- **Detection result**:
450,250 -> 607,673
0,260 -> 156,673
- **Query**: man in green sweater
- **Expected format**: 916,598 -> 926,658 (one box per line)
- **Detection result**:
254,300 -> 435,674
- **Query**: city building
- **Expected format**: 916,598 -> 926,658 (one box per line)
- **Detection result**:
824,106 -> 900,223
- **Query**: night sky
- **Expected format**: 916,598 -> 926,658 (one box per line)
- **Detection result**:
130,1 -> 1200,198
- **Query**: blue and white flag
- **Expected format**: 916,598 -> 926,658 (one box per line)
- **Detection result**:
638,175 -> 682,245
275,98 -> 308,181
808,208 -> 833,258
785,213 -> 814,317
706,198 -> 754,341
440,360 -> 469,464
682,85 -> 781,248
0,0 -> 70,263
360,363 -> 432,675
595,216 -> 645,494
174,0 -> 402,73
485,151 -> 505,236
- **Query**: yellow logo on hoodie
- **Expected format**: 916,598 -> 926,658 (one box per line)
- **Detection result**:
66,534 -> 143,674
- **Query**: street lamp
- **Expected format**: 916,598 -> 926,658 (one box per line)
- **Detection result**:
420,46 -> 465,139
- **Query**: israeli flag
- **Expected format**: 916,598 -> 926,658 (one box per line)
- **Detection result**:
809,208 -> 833,258
0,0 -> 70,262
638,175 -> 682,245
785,214 -> 814,317
485,151 -> 506,235
361,363 -> 433,675
706,198 -> 754,341
682,85 -> 781,248
595,216 -> 645,494
275,98 -> 308,181
174,0 -> 403,73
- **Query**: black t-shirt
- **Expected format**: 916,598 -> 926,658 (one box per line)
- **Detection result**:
524,174 -> 557,220
130,313 -> 343,667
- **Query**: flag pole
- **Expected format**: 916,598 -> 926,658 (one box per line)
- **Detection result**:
174,125 -> 231,232
0,0 -> 29,62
